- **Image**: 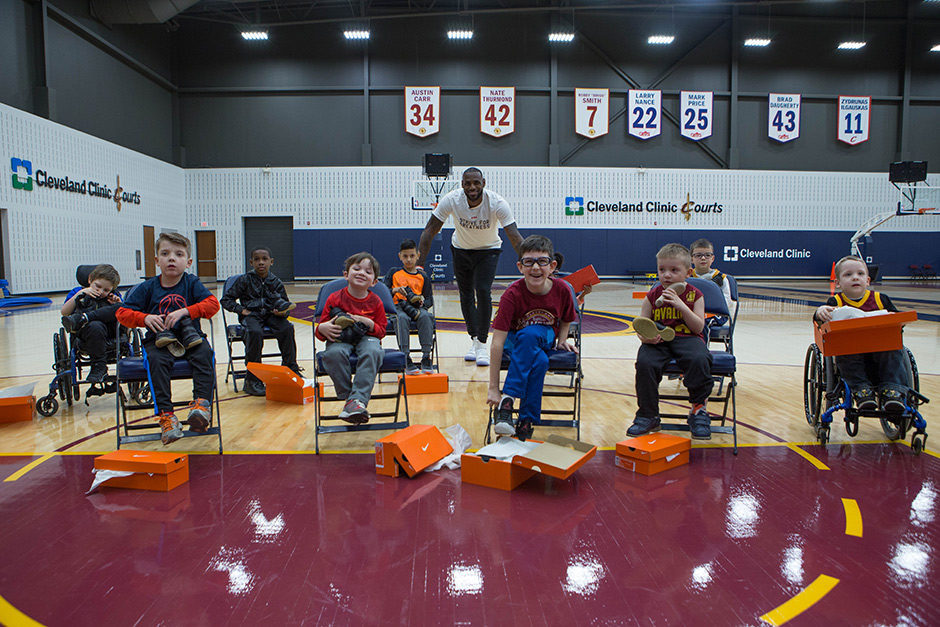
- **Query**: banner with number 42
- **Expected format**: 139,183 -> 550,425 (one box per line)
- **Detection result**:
480,87 -> 515,137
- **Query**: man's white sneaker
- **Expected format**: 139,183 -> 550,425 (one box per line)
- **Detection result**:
475,342 -> 489,367
465,338 -> 478,361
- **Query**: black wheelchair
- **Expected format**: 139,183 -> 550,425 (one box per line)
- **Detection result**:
803,344 -> 929,453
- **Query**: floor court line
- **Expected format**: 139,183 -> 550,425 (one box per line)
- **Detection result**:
759,574 -> 841,626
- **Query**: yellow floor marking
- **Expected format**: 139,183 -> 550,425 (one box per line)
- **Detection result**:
0,593 -> 46,626
3,453 -> 55,483
786,443 -> 830,470
842,498 -> 863,537
760,574 -> 840,626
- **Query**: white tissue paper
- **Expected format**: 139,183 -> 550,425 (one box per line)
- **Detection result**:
425,424 -> 473,471
303,378 -> 317,388
473,437 -> 541,461
831,307 -> 890,321
86,468 -> 136,495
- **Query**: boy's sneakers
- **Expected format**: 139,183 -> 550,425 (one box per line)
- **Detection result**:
402,287 -> 423,305
465,338 -> 480,361
330,308 -> 368,345
493,396 -> 515,435
420,355 -> 434,373
155,331 -> 186,357
61,312 -> 88,334
158,412 -> 184,445
654,282 -> 687,307
243,376 -> 266,396
186,398 -> 211,432
330,307 -> 356,329
405,359 -> 420,375
880,386 -> 906,413
627,415 -> 661,436
632,317 -> 676,342
179,324 -> 204,351
475,340 -> 489,367
272,299 -> 297,314
689,405 -> 711,440
339,399 -> 369,424
87,362 -> 108,383
515,419 -> 534,441
853,388 -> 877,411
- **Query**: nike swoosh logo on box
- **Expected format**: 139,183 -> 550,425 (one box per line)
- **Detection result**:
422,444 -> 429,452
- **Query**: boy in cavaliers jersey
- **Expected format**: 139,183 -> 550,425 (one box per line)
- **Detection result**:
813,255 -> 908,412
627,243 -> 713,440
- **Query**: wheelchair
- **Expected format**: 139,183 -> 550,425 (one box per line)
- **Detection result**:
37,266 -> 150,417
803,344 -> 929,453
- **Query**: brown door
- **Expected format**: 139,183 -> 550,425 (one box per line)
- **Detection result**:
143,226 -> 155,278
195,231 -> 217,283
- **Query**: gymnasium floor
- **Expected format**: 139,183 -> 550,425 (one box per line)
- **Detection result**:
1,278 -> 939,626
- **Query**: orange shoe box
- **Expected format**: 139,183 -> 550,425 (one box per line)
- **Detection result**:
814,311 -> 916,357
94,450 -> 189,492
0,384 -> 36,422
615,433 -> 690,476
247,363 -> 322,405
375,424 -> 453,478
399,373 -> 448,395
461,435 -> 597,491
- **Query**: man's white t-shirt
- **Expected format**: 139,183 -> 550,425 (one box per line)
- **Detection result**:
432,188 -> 516,251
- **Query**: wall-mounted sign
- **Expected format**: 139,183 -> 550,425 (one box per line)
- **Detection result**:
680,91 -> 713,141
628,90 -> 662,140
768,93 -> 801,143
575,88 -> 609,139
480,87 -> 515,137
405,86 -> 440,137
838,95 -> 870,145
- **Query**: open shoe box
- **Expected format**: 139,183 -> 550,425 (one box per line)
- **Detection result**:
375,424 -> 453,478
94,450 -> 189,492
814,310 -> 916,357
461,434 -> 597,491
0,383 -> 36,423
247,363 -> 323,405
615,433 -> 690,476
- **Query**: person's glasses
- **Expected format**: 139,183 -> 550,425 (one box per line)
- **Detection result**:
692,253 -> 714,260
520,257 -> 553,267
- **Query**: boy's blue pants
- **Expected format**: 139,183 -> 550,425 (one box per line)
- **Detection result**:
502,325 -> 555,424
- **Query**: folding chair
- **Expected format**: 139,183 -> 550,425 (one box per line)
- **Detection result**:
659,277 -> 737,454
909,265 -> 924,280
312,280 -> 409,453
383,294 -> 440,376
220,275 -> 288,391
706,274 -> 738,354
923,264 -> 937,280
114,287 -> 223,453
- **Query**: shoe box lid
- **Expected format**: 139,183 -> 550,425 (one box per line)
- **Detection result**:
95,450 -> 189,475
616,433 -> 690,462
375,425 -> 453,478
815,310 -> 916,357
460,435 -> 597,491
247,363 -> 319,405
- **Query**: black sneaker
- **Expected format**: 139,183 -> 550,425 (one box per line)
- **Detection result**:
339,321 -> 369,345
61,313 -> 88,334
179,323 -> 204,351
627,416 -> 661,436
402,287 -> 423,305
329,308 -> 356,329
493,397 -> 515,435
689,406 -> 712,440
243,377 -> 266,396
853,388 -> 877,411
86,363 -> 108,383
880,386 -> 906,413
155,330 -> 186,357
405,359 -> 420,374
272,298 -> 296,314
515,419 -> 534,441
420,355 -> 434,373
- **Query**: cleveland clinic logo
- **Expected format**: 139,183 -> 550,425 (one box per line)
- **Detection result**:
11,158 -> 32,191
565,196 -> 585,216
724,246 -> 738,262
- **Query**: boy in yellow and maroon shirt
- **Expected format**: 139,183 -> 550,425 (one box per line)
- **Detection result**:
628,243 -> 713,440
813,254 -> 908,412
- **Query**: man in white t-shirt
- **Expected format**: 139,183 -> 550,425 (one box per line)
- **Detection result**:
417,167 -> 524,366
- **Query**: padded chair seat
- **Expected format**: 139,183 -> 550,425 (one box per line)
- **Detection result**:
316,348 -> 407,374
663,350 -> 736,375
117,357 -> 195,380
499,349 -> 579,371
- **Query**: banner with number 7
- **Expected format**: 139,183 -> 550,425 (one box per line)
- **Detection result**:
575,88 -> 609,139
837,95 -> 870,145
405,86 -> 440,137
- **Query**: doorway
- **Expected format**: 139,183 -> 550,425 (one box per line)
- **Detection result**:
195,231 -> 218,284
243,217 -> 294,281
143,226 -> 155,279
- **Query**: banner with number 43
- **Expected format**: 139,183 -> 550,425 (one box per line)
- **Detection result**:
768,93 -> 800,143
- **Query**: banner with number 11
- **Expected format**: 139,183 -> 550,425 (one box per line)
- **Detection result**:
838,95 -> 870,145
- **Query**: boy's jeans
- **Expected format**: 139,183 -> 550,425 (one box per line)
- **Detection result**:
321,336 -> 384,405
502,325 -> 555,424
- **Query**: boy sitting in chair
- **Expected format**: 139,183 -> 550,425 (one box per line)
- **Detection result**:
628,243 -> 713,440
315,252 -> 387,424
689,238 -> 734,326
61,264 -> 122,383
116,233 -> 220,445
488,235 -> 577,440
813,254 -> 908,412
383,238 -> 435,374
221,246 -> 300,396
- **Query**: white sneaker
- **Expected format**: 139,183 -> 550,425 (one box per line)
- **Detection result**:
465,338 -> 478,361
475,340 -> 489,367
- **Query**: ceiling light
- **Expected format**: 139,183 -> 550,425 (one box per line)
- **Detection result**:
932,44 -> 940,52
344,30 -> 370,40
549,32 -> 575,43
447,30 -> 473,40
648,35 -> 675,45
838,41 -> 866,50
241,31 -> 268,41
744,38 -> 771,47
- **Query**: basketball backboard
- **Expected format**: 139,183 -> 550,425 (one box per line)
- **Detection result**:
898,185 -> 940,215
412,179 -> 459,210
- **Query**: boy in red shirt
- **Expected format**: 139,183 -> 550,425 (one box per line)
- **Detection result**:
315,252 -> 387,424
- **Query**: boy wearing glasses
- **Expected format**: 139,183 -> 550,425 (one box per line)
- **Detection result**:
487,235 -> 577,440
690,238 -> 734,317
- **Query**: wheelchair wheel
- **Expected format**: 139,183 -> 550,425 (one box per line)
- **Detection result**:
37,395 -> 59,417
912,434 -> 926,455
129,382 -> 151,405
53,330 -> 73,406
880,348 -> 920,440
803,344 -> 824,427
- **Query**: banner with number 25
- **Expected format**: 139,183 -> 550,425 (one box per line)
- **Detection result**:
405,86 -> 440,137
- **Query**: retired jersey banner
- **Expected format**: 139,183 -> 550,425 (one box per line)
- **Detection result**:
575,88 -> 609,138
838,95 -> 871,145
680,91 -> 713,141
768,93 -> 801,143
480,87 -> 515,137
405,86 -> 440,137
628,90 -> 662,140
